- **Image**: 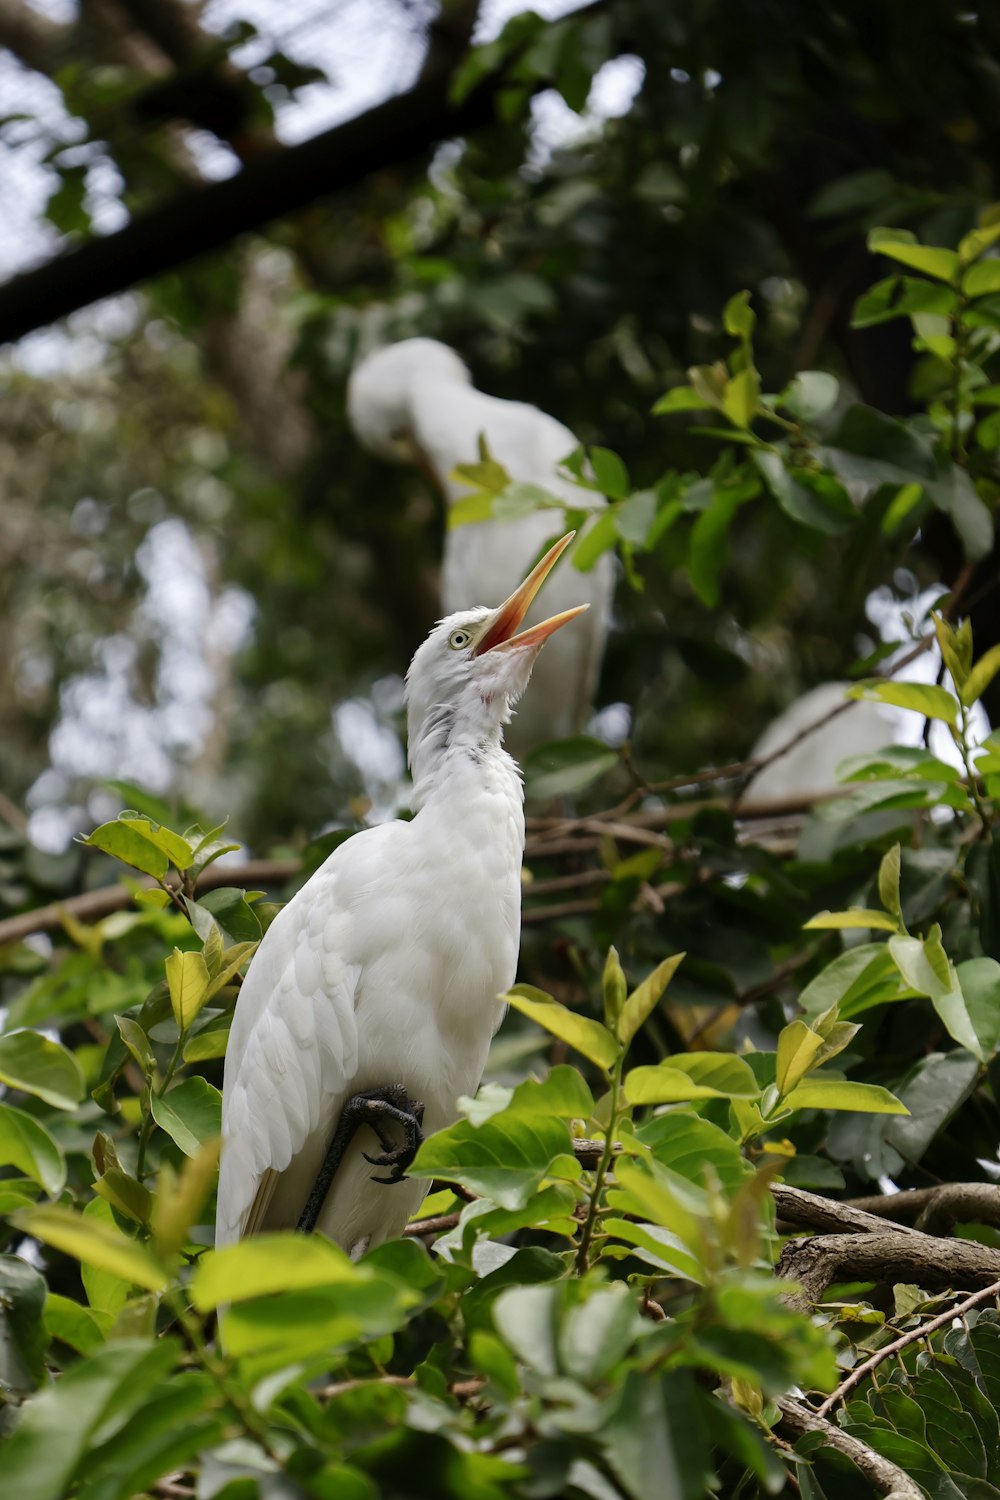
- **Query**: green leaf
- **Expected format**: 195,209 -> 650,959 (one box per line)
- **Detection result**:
603,946 -> 627,1030
775,1020 -> 826,1095
755,450 -> 856,534
625,1053 -> 760,1105
964,261 -> 1000,298
723,290 -> 756,339
571,509 -> 618,571
192,1231 -> 363,1310
0,1342 -> 180,1500
0,1102 -> 65,1195
617,953 -> 685,1046
410,1106 -> 573,1210
846,678 -> 958,724
78,817 -> 177,878
798,944 -> 903,1018
589,446 -> 629,499
603,1369 -> 712,1500
150,1076 -> 221,1157
11,1204 -> 167,1291
522,735 -> 618,801
955,958 -> 1000,1063
636,1112 -> 752,1192
889,932 -> 983,1060
43,1293 -> 109,1355
652,386 -> 714,415
182,1020 -> 231,1061
960,644 -> 1000,708
504,984 -> 619,1070
879,842 -> 902,919
851,274 -> 959,328
868,228 -> 961,282
804,908 -> 900,932
92,1167 -> 154,1228
0,1029 -> 84,1109
115,1013 -> 155,1077
0,1254 -> 48,1396
781,1078 -> 908,1114
164,946 -> 211,1029
721,368 -> 761,429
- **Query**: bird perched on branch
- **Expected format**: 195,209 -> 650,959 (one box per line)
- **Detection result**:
216,535 -> 587,1256
347,337 -> 613,756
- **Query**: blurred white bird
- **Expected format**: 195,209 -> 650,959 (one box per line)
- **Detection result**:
216,535 -> 587,1255
740,587 -> 990,808
738,684 -> 899,806
347,337 -> 613,756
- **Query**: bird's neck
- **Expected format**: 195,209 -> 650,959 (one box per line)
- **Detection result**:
410,724 -> 523,817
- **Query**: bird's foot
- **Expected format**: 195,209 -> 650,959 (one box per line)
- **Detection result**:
356,1086 -> 425,1185
297,1086 -> 424,1233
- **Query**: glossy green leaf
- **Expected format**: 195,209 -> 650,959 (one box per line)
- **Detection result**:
960,644 -> 1000,708
410,1105 -> 573,1209
846,678 -> 958,724
0,1254 -> 48,1396
889,932 -> 983,1059
955,958 -> 1000,1062
78,819 -> 170,878
192,1232 -> 363,1310
150,1076 -> 221,1157
625,1052 -> 760,1105
878,842 -> 902,919
775,1020 -> 826,1096
804,908 -> 899,932
0,1102 -> 65,1195
868,228 -> 961,282
11,1204 -> 167,1291
618,952 -> 685,1046
781,1077 -> 908,1115
964,261 -> 1000,298
0,1028 -> 84,1109
504,984 -> 619,1070
164,946 -> 211,1029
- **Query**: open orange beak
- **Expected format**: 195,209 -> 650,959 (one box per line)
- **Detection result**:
474,532 -> 589,656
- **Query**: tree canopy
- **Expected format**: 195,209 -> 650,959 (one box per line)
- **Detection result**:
3,3 -> 1000,1498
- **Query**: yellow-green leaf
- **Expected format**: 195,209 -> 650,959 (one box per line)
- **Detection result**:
625,1052 -> 760,1106
12,1204 -> 167,1291
0,1102 -> 65,1195
960,643 -> 1000,709
152,1139 -> 221,1260
92,1168 -> 153,1228
964,261 -> 1000,298
846,678 -> 958,725
192,1232 -> 364,1310
775,1020 -> 826,1096
165,947 -> 211,1029
603,947 -> 627,1030
504,985 -> 619,1071
721,368 -> 761,429
878,843 -> 902,920
0,1029 -> 85,1110
868,229 -> 961,283
805,909 -> 900,932
617,953 -> 685,1047
780,1078 -> 908,1115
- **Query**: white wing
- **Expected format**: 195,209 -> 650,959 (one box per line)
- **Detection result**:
215,875 -> 361,1247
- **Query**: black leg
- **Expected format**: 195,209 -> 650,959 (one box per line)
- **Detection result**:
297,1084 -> 425,1233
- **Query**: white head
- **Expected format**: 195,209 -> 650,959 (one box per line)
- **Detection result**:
347,338 -> 472,461
405,533 -> 588,793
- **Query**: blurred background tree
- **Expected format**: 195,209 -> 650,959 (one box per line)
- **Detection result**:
0,0 -> 998,849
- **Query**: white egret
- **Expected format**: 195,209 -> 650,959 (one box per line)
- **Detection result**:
216,534 -> 587,1255
347,338 -> 613,755
740,586 -> 990,807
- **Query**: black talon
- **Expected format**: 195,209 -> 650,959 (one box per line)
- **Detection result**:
297,1084 -> 425,1233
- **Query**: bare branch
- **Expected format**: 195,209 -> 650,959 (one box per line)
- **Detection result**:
771,1184 -> 924,1239
775,1396 -> 924,1500
816,1278 -> 1000,1419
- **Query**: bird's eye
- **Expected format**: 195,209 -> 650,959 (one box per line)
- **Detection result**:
449,629 -> 472,650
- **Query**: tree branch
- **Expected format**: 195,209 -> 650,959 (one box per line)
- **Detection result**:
843,1183 -> 1000,1236
776,1230 -> 1000,1311
775,1396 -> 924,1500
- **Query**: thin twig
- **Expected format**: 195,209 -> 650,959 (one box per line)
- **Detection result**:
815,1278 -> 1000,1418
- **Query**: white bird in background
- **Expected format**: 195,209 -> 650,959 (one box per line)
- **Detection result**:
347,337 -> 613,756
216,535 -> 587,1255
740,587 -> 990,807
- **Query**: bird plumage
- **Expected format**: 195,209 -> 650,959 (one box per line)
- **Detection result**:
217,539 -> 586,1255
347,338 -> 613,753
